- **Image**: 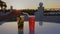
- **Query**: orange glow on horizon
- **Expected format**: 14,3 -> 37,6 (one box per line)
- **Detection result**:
1,0 -> 60,9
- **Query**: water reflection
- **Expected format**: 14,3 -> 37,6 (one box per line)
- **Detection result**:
0,22 -> 18,34
35,22 -> 60,34
0,22 -> 60,34
39,21 -> 43,26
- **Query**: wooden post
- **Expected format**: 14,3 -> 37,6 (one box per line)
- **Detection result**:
17,16 -> 24,34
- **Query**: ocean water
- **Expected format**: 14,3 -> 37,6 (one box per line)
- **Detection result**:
0,21 -> 60,34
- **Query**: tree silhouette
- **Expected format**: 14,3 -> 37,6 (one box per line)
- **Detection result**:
0,0 -> 7,10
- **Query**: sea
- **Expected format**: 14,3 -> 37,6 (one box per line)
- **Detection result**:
0,21 -> 60,34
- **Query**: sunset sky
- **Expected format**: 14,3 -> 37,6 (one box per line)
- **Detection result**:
2,0 -> 60,9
